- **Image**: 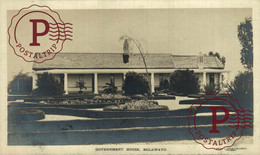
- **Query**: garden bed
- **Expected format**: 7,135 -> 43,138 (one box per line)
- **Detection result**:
23,94 -> 96,102
9,109 -> 45,121
8,101 -> 119,109
104,100 -> 168,111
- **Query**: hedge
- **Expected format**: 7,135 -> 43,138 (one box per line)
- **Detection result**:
8,109 -> 45,122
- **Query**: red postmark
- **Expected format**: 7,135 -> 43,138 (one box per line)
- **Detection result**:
187,92 -> 253,150
8,4 -> 73,63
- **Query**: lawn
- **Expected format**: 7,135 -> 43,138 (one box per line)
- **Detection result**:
8,96 -> 253,145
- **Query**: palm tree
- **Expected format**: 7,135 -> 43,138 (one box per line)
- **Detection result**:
75,81 -> 87,93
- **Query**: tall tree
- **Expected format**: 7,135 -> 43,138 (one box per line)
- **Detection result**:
237,17 -> 253,70
8,71 -> 32,95
34,72 -> 64,96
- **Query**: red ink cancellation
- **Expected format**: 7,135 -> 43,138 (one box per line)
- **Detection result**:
8,4 -> 73,63
187,92 -> 253,150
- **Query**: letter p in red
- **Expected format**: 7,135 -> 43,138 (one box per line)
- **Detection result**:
30,19 -> 49,46
209,106 -> 229,133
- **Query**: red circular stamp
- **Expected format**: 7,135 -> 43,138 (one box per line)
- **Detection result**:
8,4 -> 73,63
187,92 -> 253,150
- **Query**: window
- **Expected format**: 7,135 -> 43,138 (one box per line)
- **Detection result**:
209,73 -> 214,86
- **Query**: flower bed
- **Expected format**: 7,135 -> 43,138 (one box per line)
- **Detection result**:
38,98 -> 119,105
104,100 -> 168,111
94,94 -> 131,100
32,94 -> 131,105
93,94 -> 131,103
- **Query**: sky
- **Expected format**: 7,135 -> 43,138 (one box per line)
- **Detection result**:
7,8 -> 252,81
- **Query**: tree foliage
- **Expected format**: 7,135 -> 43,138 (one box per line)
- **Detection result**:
170,69 -> 200,95
103,79 -> 118,94
122,72 -> 150,95
33,72 -> 64,96
208,51 -> 226,66
228,71 -> 253,110
238,17 -> 253,70
203,84 -> 221,95
8,72 -> 32,95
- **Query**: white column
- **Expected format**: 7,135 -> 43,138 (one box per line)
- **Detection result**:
32,73 -> 37,90
94,73 -> 98,94
64,73 -> 68,94
123,73 -> 126,80
151,72 -> 155,93
203,72 -> 207,86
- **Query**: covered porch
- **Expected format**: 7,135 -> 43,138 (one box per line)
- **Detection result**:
32,69 -> 230,95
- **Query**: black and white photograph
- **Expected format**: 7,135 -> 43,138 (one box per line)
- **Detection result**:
1,0 -> 259,154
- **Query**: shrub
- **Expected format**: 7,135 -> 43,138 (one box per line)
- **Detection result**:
122,72 -> 150,95
204,84 -> 221,95
157,79 -> 171,92
33,72 -> 64,96
103,83 -> 117,94
170,69 -> 200,95
75,81 -> 87,93
8,72 -> 32,95
228,71 -> 253,110
162,79 -> 171,90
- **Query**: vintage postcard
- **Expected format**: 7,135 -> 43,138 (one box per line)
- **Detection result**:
0,0 -> 259,154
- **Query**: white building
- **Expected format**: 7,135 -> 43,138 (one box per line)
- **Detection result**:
32,53 -> 230,94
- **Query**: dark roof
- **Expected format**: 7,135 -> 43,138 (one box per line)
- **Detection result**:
33,53 -> 224,70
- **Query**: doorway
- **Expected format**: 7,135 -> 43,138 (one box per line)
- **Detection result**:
209,73 -> 214,86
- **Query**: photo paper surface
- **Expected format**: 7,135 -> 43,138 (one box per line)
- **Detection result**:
0,0 -> 259,154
